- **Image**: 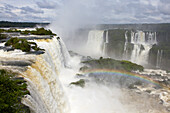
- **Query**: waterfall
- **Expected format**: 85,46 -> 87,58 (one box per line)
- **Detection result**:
123,31 -> 128,60
105,30 -> 109,43
156,50 -> 163,68
86,30 -> 157,66
22,38 -> 70,113
130,31 -> 157,66
86,30 -> 105,56
103,30 -> 109,57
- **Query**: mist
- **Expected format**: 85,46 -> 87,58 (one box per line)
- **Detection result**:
48,0 -> 111,49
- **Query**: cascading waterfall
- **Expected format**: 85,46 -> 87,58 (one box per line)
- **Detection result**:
86,30 -> 158,67
58,38 -> 71,67
156,50 -> 163,68
105,30 -> 109,43
130,31 -> 157,66
103,30 -> 109,57
123,31 -> 128,60
22,38 -> 70,113
86,30 -> 105,56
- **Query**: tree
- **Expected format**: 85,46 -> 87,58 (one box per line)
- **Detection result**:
0,69 -> 29,113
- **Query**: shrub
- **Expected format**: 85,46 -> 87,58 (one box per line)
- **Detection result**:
82,58 -> 144,72
5,37 -> 44,52
21,27 -> 56,36
0,69 -> 29,113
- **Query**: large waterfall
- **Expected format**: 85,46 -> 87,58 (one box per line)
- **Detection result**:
20,37 -> 139,113
129,31 -> 157,65
22,38 -> 70,113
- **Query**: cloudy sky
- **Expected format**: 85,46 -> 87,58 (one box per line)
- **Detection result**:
0,0 -> 170,24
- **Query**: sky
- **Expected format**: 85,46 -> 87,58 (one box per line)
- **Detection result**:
0,0 -> 170,24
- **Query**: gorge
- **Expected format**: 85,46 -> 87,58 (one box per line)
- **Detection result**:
0,24 -> 170,113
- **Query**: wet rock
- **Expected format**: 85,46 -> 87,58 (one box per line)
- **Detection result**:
0,60 -> 32,67
70,79 -> 85,88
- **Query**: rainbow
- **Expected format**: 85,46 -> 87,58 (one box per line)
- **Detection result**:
83,69 -> 170,90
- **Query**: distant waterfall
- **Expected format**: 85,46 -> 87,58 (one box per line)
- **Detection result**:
130,31 -> 157,66
86,30 -> 157,66
123,31 -> 128,60
105,30 -> 109,43
156,50 -> 163,68
86,30 -> 105,56
22,38 -> 70,113
103,30 -> 109,57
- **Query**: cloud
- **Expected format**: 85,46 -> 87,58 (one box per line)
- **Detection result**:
0,4 -> 18,21
21,6 -> 44,14
36,0 -> 57,9
0,3 -> 45,22
158,0 -> 170,15
0,0 -> 170,24
54,0 -> 163,25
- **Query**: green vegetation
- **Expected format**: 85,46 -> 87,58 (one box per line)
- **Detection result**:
0,29 -> 5,33
0,21 -> 49,28
5,37 -> 45,52
0,69 -> 29,113
0,27 -> 56,36
0,28 -> 21,33
70,79 -> 85,88
166,70 -> 170,73
0,34 -> 8,40
21,28 -> 56,35
81,58 -> 144,72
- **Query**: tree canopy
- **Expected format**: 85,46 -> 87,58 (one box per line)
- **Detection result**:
0,69 -> 29,113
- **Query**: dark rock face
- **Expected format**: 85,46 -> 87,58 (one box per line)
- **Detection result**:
105,29 -> 126,59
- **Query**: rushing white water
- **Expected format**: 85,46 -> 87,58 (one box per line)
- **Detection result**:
59,60 -> 169,113
58,54 -> 131,113
22,38 -> 70,113
130,31 -> 157,66
86,30 -> 105,57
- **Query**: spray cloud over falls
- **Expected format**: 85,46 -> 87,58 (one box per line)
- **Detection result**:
49,0 -> 114,39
